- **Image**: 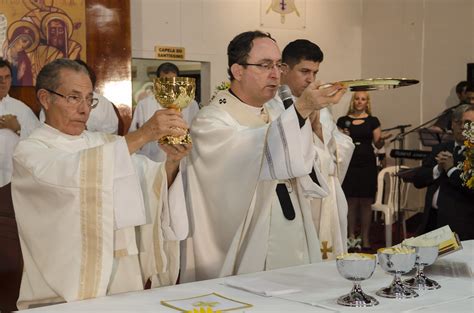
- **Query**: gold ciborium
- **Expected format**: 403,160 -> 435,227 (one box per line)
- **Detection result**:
153,77 -> 196,144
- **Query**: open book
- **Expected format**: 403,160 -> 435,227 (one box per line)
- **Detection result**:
404,225 -> 462,257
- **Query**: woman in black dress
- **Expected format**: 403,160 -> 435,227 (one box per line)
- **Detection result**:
337,91 -> 390,250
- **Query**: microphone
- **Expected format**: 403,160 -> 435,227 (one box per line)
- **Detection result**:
278,85 -> 294,109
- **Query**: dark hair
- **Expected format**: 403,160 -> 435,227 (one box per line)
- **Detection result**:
74,59 -> 97,87
0,58 -> 13,75
456,81 -> 468,94
466,84 -> 474,93
227,30 -> 275,80
36,58 -> 90,93
282,39 -> 324,68
156,62 -> 179,77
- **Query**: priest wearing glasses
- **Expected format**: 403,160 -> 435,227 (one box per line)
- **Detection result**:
12,58 -> 192,309
181,31 -> 346,282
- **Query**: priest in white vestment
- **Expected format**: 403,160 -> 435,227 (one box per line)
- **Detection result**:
181,31 -> 346,282
277,39 -> 354,260
0,59 -> 41,187
11,59 -> 192,309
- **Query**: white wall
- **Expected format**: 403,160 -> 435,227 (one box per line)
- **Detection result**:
131,0 -> 473,128
362,0 -> 474,152
131,0 -> 363,114
130,0 -> 473,213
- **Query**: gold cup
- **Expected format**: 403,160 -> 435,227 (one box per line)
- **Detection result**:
153,77 -> 196,144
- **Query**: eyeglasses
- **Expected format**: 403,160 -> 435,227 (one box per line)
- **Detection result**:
44,88 -> 99,109
239,61 -> 283,72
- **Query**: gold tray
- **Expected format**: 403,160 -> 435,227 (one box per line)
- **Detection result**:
322,78 -> 419,91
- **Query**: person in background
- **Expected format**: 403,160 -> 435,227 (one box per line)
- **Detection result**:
181,30 -> 345,282
39,59 -> 120,134
0,58 -> 40,187
129,62 -> 200,162
337,91 -> 391,251
12,58 -> 191,309
275,39 -> 354,260
465,84 -> 474,105
413,104 -> 474,240
431,80 -> 468,133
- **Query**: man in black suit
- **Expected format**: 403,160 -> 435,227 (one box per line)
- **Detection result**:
413,104 -> 474,240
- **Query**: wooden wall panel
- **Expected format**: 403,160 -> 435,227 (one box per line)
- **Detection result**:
85,0 -> 132,133
9,0 -> 132,126
85,0 -> 131,97
9,86 -> 37,115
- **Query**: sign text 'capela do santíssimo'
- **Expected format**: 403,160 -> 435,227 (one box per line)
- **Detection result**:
154,45 -> 185,60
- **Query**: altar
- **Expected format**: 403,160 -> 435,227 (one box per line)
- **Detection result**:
23,241 -> 473,312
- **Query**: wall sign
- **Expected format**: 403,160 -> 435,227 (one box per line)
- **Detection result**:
154,45 -> 185,60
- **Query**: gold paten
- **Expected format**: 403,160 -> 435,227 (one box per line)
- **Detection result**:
321,78 -> 419,91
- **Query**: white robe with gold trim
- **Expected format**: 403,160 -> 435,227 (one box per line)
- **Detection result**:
181,91 -> 328,282
310,108 -> 354,260
12,124 -> 187,309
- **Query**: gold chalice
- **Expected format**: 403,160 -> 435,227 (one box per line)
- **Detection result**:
153,77 -> 196,144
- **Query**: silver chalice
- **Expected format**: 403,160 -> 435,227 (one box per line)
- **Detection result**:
402,242 -> 441,290
376,247 -> 418,299
336,253 -> 379,307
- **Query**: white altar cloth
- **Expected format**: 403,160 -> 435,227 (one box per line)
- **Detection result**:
23,241 -> 473,312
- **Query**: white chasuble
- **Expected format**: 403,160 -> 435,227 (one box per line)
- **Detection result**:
12,124 -> 187,309
182,91 -> 327,282
310,108 -> 354,260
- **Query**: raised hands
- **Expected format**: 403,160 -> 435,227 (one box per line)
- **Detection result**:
125,109 -> 189,154
436,150 -> 454,172
141,109 -> 189,142
295,81 -> 346,118
161,142 -> 193,186
160,142 -> 192,163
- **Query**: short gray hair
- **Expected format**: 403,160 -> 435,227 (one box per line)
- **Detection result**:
36,58 -> 89,93
452,104 -> 474,122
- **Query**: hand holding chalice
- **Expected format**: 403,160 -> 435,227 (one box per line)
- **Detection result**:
153,77 -> 196,144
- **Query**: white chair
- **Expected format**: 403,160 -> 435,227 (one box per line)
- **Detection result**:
371,165 -> 410,247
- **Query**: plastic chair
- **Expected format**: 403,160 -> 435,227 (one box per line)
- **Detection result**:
371,166 -> 410,247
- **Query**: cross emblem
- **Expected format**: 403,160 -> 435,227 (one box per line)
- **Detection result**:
280,0 -> 287,10
219,98 -> 226,104
320,241 -> 333,259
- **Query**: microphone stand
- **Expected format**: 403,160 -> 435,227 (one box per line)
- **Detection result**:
390,124 -> 410,245
389,103 -> 462,145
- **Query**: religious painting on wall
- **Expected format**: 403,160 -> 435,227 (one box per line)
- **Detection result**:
0,0 -> 87,86
260,0 -> 306,29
